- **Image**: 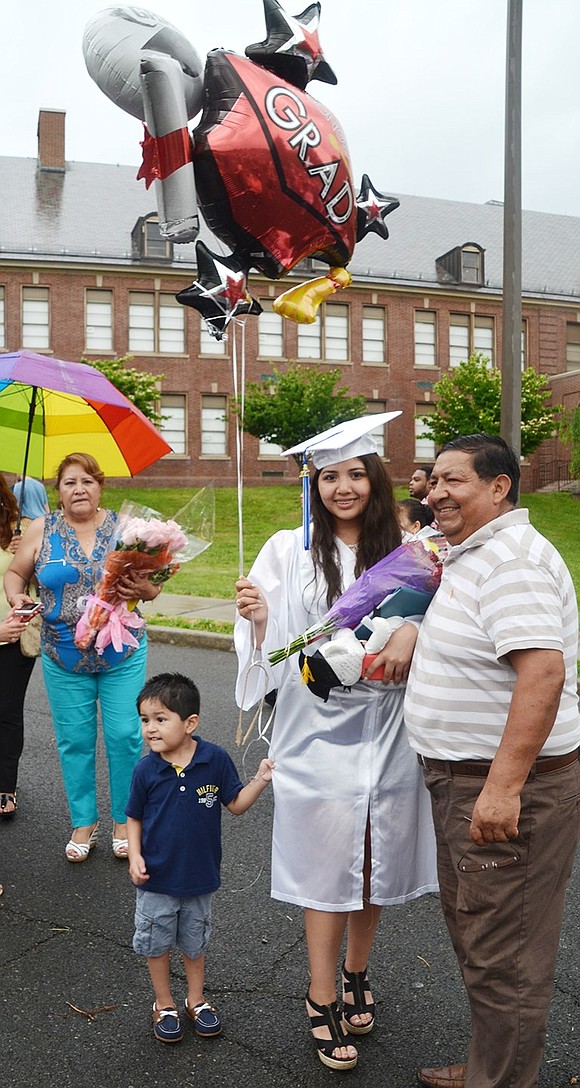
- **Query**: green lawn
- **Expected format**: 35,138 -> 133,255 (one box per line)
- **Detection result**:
102,484 -> 580,602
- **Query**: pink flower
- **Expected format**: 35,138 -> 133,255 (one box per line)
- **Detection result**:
119,516 -> 188,552
74,504 -> 197,651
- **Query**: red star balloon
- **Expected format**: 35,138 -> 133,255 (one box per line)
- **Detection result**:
176,241 -> 262,339
356,174 -> 400,241
245,0 -> 337,91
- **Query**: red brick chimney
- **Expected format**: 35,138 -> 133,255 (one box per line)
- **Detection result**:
37,109 -> 66,171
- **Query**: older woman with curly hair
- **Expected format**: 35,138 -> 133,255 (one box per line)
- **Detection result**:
5,452 -> 161,863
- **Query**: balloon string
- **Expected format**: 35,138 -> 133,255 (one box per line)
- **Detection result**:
235,659 -> 274,748
231,320 -> 246,578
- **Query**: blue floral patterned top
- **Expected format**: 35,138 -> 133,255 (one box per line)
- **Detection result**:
35,510 -> 146,673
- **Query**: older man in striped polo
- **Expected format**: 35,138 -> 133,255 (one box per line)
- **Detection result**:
404,433 -> 580,1088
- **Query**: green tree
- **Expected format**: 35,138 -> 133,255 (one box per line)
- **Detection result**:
420,353 -> 560,457
558,406 -> 580,480
235,363 -> 367,462
82,355 -> 164,426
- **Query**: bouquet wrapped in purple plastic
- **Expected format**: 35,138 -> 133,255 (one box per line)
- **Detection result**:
268,538 -> 442,665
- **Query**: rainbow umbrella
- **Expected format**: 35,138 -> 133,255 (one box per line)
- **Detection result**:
0,351 -> 172,499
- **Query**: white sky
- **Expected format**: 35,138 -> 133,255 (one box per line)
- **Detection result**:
3,0 -> 579,216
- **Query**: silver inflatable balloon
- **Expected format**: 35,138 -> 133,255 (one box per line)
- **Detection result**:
83,6 -> 204,241
140,52 -> 199,241
83,6 -> 204,120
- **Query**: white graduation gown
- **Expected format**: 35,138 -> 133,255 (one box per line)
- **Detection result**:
235,528 -> 437,912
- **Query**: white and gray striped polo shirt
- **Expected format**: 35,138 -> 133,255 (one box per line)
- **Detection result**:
404,509 -> 580,759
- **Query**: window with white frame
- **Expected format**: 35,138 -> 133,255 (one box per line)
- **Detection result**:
365,402 -> 387,456
461,246 -> 483,285
22,286 -> 49,350
144,218 -> 172,260
449,313 -> 494,367
414,311 -> 436,367
297,314 -> 321,359
132,215 -> 173,261
85,289 -> 113,352
362,306 -> 385,364
258,300 -> 284,358
200,323 -> 226,355
414,409 -> 436,460
566,324 -> 580,372
297,303 -> 349,361
128,292 -> 185,353
473,316 -> 494,365
201,395 -> 227,455
0,287 -> 5,350
159,393 -> 187,456
129,292 -> 154,352
159,296 -> 185,353
259,438 -> 283,457
449,314 -> 470,367
325,303 -> 348,360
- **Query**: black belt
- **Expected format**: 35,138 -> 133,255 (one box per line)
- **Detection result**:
417,749 -> 579,778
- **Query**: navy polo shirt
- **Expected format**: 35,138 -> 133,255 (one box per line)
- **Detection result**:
125,736 -> 243,897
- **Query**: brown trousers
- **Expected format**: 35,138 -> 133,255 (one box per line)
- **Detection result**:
423,759 -> 580,1088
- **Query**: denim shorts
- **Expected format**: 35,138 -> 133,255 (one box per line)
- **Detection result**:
133,888 -> 212,959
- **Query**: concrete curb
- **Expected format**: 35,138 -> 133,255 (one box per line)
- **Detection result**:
146,624 -> 234,652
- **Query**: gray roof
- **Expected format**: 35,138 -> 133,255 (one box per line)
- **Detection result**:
1,156 -> 580,300
0,157 -> 197,265
352,195 -> 580,299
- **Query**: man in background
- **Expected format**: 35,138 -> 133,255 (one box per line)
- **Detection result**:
409,465 -> 434,501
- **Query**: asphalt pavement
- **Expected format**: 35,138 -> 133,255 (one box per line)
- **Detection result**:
1,640 -> 579,1088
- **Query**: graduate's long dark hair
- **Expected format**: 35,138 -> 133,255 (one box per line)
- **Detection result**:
310,454 -> 402,609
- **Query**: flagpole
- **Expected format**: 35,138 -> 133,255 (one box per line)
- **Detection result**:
501,0 -> 523,458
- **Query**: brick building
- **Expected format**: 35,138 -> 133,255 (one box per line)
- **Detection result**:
1,109 -> 579,489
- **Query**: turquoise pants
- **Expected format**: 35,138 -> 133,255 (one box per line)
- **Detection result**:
42,638 -> 147,827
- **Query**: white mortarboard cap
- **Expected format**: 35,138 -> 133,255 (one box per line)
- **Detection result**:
282,412 -> 402,468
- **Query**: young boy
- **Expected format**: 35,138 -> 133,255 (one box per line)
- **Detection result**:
126,672 -> 274,1044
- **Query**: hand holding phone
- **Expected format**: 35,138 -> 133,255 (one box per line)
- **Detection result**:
13,602 -> 43,617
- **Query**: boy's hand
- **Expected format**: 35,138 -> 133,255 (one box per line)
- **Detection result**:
128,853 -> 149,886
255,758 -> 275,783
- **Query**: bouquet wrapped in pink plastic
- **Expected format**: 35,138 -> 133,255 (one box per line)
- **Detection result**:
268,538 -> 442,665
74,491 -> 214,655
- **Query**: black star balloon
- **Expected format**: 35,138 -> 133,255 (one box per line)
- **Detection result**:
356,174 -> 400,242
176,241 -> 262,340
245,0 -> 337,91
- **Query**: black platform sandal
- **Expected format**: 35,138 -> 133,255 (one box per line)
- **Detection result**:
341,961 -> 376,1035
306,989 -> 358,1070
0,793 -> 17,819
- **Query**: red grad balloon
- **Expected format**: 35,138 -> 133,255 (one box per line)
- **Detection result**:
192,50 -> 356,278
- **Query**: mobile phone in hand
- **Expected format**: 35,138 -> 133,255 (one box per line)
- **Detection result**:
13,603 -> 43,616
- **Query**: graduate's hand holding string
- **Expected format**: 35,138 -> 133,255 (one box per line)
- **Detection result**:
235,577 -> 268,647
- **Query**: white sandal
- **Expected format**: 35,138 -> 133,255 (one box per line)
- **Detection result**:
112,823 -> 129,859
112,836 -> 129,859
65,822 -> 99,863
